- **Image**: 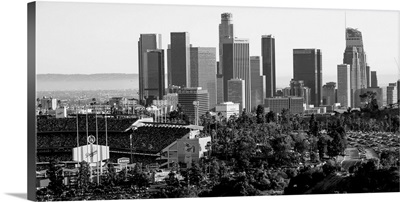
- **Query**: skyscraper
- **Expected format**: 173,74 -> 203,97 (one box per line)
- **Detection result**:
177,87 -> 209,124
145,49 -> 165,104
219,12 -> 234,75
322,82 -> 336,105
216,62 -> 224,105
371,71 -> 378,88
343,28 -> 368,107
262,35 -> 276,98
138,34 -> 161,104
293,49 -> 322,107
170,32 -> 190,87
366,65 -> 371,88
190,47 -> 217,109
285,79 -> 311,105
222,38 -> 251,111
250,56 -> 265,110
227,78 -> 246,113
337,64 -> 351,108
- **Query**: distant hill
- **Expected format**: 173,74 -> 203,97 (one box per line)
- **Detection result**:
37,74 -> 138,91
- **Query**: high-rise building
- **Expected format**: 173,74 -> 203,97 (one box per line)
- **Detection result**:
227,78 -> 246,113
337,64 -> 351,108
216,62 -> 224,105
167,45 -> 171,87
190,47 -> 217,109
397,80 -> 400,103
343,28 -> 368,107
222,38 -> 251,111
293,49 -> 322,107
322,82 -> 336,105
219,12 -> 234,75
386,83 -> 397,105
145,49 -> 165,104
371,71 -> 378,88
170,32 -> 190,87
138,34 -> 162,104
177,87 -> 209,124
366,65 -> 371,88
250,56 -> 265,110
262,35 -> 276,98
283,79 -> 311,106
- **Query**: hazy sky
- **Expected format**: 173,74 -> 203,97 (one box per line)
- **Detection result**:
36,2 -> 399,88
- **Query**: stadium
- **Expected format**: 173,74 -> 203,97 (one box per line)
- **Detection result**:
36,114 -> 210,187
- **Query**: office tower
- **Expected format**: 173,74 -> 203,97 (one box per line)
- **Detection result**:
337,64 -> 351,108
145,49 -> 165,104
386,83 -> 397,105
264,97 -> 304,114
223,38 -> 251,111
371,71 -> 378,88
322,82 -> 336,105
343,28 -> 368,107
219,12 -> 234,75
167,45 -> 171,87
216,62 -> 224,105
366,65 -> 371,87
285,79 -> 311,106
293,49 -> 322,107
262,35 -> 276,98
190,47 -> 217,109
227,78 -> 246,113
344,28 -> 368,88
170,32 -> 190,87
177,87 -> 209,124
397,80 -> 400,103
138,34 -> 162,104
250,56 -> 265,110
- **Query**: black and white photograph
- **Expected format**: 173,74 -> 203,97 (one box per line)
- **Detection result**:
21,0 -> 400,201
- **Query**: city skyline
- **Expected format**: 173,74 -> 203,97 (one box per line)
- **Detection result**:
36,2 -> 399,88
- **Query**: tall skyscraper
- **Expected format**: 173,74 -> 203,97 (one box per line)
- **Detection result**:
170,32 -> 190,88
219,13 -> 234,75
190,47 -> 217,109
262,35 -> 276,98
227,78 -> 246,113
177,87 -> 209,124
222,38 -> 251,111
322,82 -> 336,105
293,49 -> 322,107
366,65 -> 371,88
138,34 -> 161,104
145,49 -> 165,104
216,62 -> 224,105
371,71 -> 378,88
250,56 -> 265,110
343,28 -> 368,107
337,64 -> 351,108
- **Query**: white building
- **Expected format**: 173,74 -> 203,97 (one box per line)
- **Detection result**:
215,102 -> 240,119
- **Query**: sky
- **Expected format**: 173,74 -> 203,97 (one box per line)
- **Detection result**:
36,2 -> 399,88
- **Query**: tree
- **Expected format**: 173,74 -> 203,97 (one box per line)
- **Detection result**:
256,105 -> 265,124
47,160 -> 65,197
